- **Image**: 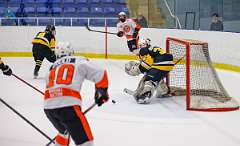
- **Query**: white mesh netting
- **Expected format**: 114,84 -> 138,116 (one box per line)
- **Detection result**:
166,38 -> 239,111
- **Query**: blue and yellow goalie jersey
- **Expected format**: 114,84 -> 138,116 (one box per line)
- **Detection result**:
138,46 -> 174,73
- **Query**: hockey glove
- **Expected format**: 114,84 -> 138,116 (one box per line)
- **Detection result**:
0,64 -> 12,76
95,87 -> 109,106
117,31 -> 124,37
133,27 -> 140,39
132,31 -> 138,39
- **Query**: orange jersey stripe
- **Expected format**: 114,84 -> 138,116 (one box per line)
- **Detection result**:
95,70 -> 108,88
73,106 -> 94,141
55,134 -> 69,146
44,88 -> 82,100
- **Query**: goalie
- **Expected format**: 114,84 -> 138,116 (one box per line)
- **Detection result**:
125,38 -> 174,104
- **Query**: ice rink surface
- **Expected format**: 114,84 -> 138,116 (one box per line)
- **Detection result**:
0,57 -> 240,146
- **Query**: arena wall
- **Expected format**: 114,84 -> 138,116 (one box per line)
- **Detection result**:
0,26 -> 239,72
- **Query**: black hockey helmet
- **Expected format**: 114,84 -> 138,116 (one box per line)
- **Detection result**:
45,25 -> 55,32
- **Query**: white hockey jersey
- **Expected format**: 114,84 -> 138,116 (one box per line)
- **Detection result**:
44,56 -> 108,109
117,18 -> 141,40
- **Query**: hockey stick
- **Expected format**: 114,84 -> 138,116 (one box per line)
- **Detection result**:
45,103 -> 97,146
85,24 -> 118,35
0,97 -> 53,142
11,73 -> 96,145
173,55 -> 185,66
10,72 -> 97,145
83,103 -> 97,114
12,73 -> 44,95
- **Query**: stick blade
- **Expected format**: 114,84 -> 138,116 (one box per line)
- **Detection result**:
85,24 -> 91,31
123,88 -> 136,96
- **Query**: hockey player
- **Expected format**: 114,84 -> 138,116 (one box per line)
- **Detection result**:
0,58 -> 12,76
44,42 -> 109,146
32,25 -> 56,79
125,38 -> 174,104
116,11 -> 142,55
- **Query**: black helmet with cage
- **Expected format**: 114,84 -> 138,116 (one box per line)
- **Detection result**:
45,25 -> 56,35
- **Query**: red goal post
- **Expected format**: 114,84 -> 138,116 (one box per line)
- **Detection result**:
166,37 -> 239,112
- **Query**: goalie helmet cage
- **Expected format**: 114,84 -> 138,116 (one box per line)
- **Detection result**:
166,37 -> 239,112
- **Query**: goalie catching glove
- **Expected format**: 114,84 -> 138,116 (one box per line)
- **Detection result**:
95,87 -> 109,106
125,61 -> 141,76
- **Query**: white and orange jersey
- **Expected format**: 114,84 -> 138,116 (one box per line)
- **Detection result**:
44,56 -> 108,109
117,18 -> 141,40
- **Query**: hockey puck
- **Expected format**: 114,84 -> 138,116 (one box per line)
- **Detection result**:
112,100 -> 116,104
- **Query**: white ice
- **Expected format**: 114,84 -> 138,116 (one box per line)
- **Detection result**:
0,57 -> 240,146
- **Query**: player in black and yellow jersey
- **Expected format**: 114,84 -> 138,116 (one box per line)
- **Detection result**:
32,25 -> 56,78
0,57 -> 12,76
125,38 -> 174,104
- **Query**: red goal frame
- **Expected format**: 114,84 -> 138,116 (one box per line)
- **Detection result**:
166,37 -> 239,112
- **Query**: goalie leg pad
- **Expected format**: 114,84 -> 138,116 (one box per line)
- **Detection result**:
136,81 -> 156,104
155,80 -> 170,98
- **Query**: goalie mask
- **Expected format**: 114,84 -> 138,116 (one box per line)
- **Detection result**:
55,42 -> 74,59
138,38 -> 151,48
125,61 -> 141,76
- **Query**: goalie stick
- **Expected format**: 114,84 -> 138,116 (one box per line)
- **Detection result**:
85,24 -> 118,35
123,87 -> 173,98
123,88 -> 136,96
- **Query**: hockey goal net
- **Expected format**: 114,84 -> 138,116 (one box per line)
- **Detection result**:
166,37 -> 239,112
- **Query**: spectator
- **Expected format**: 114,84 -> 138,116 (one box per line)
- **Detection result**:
210,13 -> 223,31
45,0 -> 53,16
137,13 -> 148,28
5,7 -> 15,18
45,0 -> 53,9
127,0 -> 139,17
4,7 -> 17,25
16,3 -> 27,25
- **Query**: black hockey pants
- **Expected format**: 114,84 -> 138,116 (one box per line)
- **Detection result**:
44,105 -> 94,145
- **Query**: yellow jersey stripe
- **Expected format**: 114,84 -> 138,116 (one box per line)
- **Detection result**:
32,39 -> 50,48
